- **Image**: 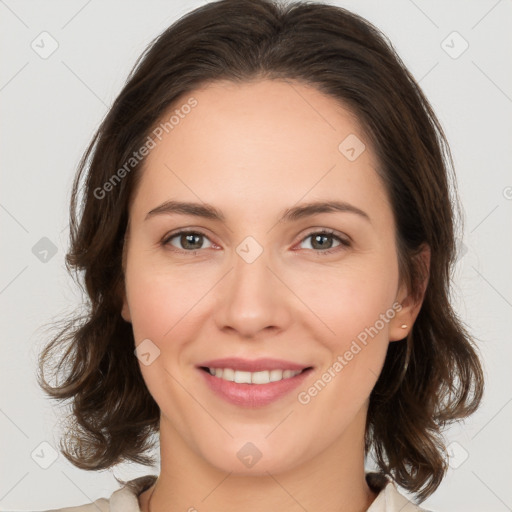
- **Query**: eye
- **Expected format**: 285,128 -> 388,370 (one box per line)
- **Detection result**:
162,230 -> 214,253
161,228 -> 351,256
297,229 -> 351,255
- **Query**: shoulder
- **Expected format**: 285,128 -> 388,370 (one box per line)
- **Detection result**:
43,498 -> 110,512
366,472 -> 435,512
37,475 -> 158,512
41,498 -> 110,512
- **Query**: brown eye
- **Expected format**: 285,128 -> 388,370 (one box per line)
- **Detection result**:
298,230 -> 350,255
162,230 -> 213,252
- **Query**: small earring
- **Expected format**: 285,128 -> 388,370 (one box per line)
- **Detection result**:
400,324 -> 408,329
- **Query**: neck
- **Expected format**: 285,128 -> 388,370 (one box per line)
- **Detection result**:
141,408 -> 377,512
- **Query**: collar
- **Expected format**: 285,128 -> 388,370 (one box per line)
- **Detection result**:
108,473 -> 428,512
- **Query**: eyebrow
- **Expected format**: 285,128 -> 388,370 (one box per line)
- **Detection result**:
145,199 -> 371,224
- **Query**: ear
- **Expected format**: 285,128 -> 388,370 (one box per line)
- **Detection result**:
389,243 -> 430,342
120,228 -> 132,323
121,289 -> 132,323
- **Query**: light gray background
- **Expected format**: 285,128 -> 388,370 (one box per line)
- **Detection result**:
1,0 -> 511,510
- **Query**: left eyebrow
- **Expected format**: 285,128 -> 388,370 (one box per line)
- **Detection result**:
145,199 -> 371,224
280,200 -> 371,224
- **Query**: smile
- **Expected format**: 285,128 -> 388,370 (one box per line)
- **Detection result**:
198,365 -> 314,408
202,367 -> 305,384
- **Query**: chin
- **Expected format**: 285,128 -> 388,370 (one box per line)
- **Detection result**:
200,437 -> 309,476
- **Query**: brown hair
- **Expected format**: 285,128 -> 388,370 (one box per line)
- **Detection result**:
37,0 -> 484,501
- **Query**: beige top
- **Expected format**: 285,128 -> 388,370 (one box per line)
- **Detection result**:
41,473 -> 432,512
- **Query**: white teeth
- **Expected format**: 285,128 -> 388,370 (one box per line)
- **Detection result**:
252,370 -> 272,384
208,367 -> 303,384
269,369 -> 284,382
235,370 -> 252,384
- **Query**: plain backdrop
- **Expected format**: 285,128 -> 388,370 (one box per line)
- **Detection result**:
1,1 -> 511,511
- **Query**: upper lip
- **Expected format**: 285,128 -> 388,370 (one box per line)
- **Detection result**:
197,357 -> 312,372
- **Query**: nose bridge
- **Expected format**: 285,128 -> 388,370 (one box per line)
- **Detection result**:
231,237 -> 276,307
214,235 -> 291,336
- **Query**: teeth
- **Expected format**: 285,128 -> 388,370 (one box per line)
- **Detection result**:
208,367 -> 303,384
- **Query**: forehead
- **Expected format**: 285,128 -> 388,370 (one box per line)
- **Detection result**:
131,79 -> 391,225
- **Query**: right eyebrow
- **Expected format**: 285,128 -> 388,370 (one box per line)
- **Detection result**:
145,200 -> 225,222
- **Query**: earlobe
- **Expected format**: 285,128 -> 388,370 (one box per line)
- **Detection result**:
388,294 -> 419,342
389,244 -> 430,342
121,297 -> 132,323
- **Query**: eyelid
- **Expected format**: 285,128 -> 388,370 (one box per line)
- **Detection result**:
161,227 -> 351,254
295,228 -> 351,254
161,228 -> 216,251
299,227 -> 351,245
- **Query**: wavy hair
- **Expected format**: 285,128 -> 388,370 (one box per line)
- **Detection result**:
37,0 -> 484,501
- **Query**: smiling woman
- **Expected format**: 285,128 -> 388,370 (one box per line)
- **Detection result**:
37,1 -> 484,511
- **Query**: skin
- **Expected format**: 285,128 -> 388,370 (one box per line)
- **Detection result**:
120,79 -> 429,512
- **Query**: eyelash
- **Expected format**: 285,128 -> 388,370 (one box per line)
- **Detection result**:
161,228 -> 351,256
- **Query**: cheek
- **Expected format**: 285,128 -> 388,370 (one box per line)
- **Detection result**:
124,259 -> 212,343
322,261 -> 399,395
295,258 -> 399,346
124,266 -> 202,411
296,274 -> 396,422
126,274 -> 170,343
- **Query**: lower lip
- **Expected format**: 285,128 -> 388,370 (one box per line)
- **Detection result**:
198,367 -> 313,408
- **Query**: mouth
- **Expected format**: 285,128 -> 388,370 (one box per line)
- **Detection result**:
196,358 -> 314,408
199,366 -> 313,384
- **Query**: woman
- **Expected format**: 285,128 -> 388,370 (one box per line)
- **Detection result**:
38,0 -> 484,510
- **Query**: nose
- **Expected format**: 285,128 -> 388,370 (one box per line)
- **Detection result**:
213,244 -> 293,339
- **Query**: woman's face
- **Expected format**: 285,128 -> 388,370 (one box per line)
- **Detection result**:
121,79 -> 416,475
